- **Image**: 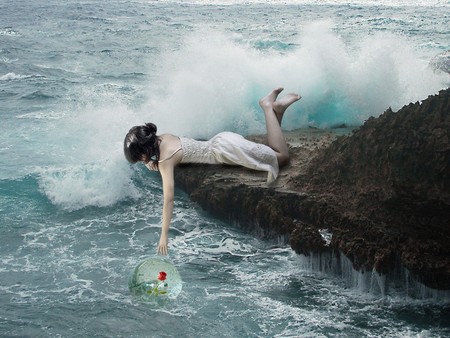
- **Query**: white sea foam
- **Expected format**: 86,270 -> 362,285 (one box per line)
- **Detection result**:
144,21 -> 449,135
37,157 -> 141,211
151,0 -> 449,7
16,111 -> 66,120
33,87 -> 149,210
0,72 -> 31,81
0,57 -> 18,64
0,28 -> 20,36
318,228 -> 332,246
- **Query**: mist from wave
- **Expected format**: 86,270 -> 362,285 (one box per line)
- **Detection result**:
144,21 -> 448,140
1,0 -> 448,210
14,18 -> 447,211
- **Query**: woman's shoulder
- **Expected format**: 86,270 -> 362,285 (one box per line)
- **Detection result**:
160,133 -> 181,146
159,134 -> 182,164
160,133 -> 178,138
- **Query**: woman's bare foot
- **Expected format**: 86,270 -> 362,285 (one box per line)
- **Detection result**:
259,87 -> 284,110
273,93 -> 301,124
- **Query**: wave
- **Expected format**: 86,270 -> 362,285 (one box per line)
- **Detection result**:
150,0 -> 450,7
0,160 -> 141,212
0,72 -> 33,81
6,20 -> 448,211
0,28 -> 20,36
36,160 -> 141,211
20,90 -> 56,101
142,21 -> 449,137
16,111 -> 66,120
0,57 -> 18,64
2,83 -> 148,209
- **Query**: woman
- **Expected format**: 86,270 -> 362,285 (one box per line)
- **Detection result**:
124,87 -> 301,255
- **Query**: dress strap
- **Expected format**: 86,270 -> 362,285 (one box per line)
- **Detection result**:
158,147 -> 182,163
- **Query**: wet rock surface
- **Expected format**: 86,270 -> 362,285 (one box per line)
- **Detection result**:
174,88 -> 450,290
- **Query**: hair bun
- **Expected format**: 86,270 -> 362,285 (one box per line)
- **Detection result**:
145,122 -> 157,134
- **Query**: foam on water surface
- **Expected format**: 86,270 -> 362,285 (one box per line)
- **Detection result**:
0,0 -> 449,336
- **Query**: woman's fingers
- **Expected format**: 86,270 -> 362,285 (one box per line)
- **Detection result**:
157,244 -> 168,255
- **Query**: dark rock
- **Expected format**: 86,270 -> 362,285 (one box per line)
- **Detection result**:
298,88 -> 450,289
174,88 -> 450,291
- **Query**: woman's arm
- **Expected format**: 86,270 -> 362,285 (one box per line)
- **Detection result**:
157,161 -> 175,255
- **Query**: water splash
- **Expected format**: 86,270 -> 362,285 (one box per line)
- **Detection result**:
143,21 -> 448,137
25,21 -> 450,210
34,88 -> 145,210
37,158 -> 141,211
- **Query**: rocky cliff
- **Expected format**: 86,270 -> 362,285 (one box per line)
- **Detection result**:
174,88 -> 450,291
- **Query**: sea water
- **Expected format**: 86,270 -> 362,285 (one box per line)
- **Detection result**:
1,0 -> 449,336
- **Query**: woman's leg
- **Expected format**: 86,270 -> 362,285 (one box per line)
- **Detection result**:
259,87 -> 301,167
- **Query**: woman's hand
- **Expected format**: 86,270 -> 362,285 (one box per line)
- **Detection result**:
157,232 -> 168,255
145,161 -> 159,171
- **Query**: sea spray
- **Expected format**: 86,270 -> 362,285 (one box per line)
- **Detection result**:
143,20 -> 448,134
34,88 -> 146,210
37,157 -> 141,211
39,16 -> 449,210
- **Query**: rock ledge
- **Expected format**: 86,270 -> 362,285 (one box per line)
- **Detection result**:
174,88 -> 450,291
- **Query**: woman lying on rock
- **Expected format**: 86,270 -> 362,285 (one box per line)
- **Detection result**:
124,88 -> 301,255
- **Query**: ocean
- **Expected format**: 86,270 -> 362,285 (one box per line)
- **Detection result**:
1,0 -> 449,336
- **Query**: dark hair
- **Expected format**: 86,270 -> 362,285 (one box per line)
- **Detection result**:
123,122 -> 160,166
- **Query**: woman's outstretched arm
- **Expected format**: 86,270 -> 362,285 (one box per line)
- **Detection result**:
157,161 -> 175,255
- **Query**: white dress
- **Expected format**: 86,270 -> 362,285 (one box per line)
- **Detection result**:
180,132 -> 279,183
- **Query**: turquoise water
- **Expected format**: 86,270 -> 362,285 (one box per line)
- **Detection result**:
1,0 -> 449,336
